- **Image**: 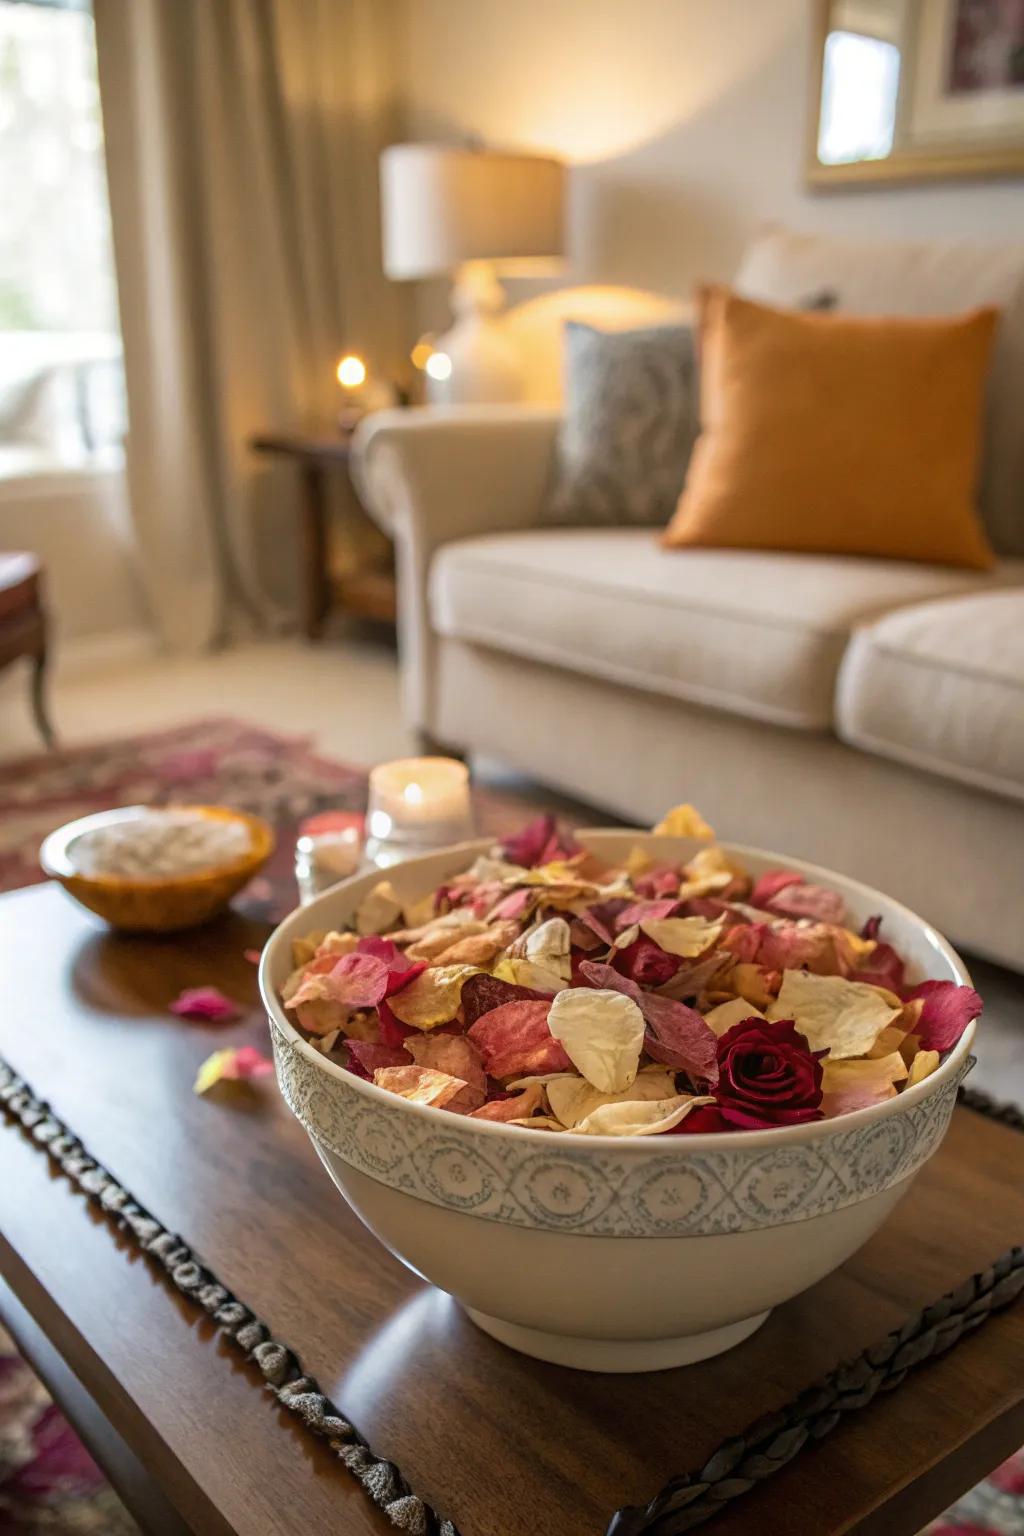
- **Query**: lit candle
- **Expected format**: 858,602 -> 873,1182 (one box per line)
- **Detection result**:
365,757 -> 473,866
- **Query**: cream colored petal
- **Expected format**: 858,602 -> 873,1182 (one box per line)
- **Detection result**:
355,880 -> 403,936
639,916 -> 725,958
546,988 -> 645,1093
576,1093 -> 717,1136
702,997 -> 766,1036
767,969 -> 901,1059
546,1072 -> 678,1129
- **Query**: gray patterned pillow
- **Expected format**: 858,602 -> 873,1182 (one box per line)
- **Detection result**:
543,320 -> 698,527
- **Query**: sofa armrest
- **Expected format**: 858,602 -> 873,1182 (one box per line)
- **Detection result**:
351,406 -> 561,732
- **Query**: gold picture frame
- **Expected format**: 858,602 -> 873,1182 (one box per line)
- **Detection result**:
807,0 -> 1024,188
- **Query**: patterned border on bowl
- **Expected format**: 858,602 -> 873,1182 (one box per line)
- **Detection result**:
271,1017 -> 969,1238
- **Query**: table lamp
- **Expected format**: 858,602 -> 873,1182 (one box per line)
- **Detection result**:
380,143 -> 565,404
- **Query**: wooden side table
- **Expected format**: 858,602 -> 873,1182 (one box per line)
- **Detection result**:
249,430 -> 397,640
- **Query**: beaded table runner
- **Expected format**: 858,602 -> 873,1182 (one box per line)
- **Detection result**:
1,1059 -> 1021,1536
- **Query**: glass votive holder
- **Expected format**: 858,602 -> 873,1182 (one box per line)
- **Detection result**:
364,757 -> 474,869
295,811 -> 364,904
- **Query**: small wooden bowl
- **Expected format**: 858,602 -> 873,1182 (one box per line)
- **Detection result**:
40,805 -> 275,932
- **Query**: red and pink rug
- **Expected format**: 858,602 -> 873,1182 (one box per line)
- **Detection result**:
0,717 -> 1020,1535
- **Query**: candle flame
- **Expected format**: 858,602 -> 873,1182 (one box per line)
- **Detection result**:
403,782 -> 424,806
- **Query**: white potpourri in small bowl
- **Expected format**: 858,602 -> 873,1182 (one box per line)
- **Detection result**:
69,809 -> 253,880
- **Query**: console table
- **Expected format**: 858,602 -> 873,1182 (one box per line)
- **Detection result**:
249,430 -> 396,640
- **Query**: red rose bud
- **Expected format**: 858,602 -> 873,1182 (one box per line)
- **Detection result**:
714,1017 -> 824,1130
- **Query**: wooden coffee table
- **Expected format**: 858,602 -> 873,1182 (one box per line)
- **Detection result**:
2,880 -> 1022,1536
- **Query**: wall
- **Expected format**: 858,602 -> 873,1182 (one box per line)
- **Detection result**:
0,466 -> 149,644
401,0 -> 1024,321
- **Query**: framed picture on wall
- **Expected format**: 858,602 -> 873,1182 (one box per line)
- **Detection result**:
808,0 -> 1024,186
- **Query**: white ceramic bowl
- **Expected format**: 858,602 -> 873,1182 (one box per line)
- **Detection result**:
260,831 -> 975,1373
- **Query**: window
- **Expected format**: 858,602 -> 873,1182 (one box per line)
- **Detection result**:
0,0 -> 125,472
818,29 -> 902,165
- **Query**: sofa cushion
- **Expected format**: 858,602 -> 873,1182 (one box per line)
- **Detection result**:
837,589 -> 1024,803
428,529 -> 1024,731
735,228 -> 1024,557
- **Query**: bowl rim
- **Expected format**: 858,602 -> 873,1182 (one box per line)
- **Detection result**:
40,803 -> 274,889
260,829 -> 977,1154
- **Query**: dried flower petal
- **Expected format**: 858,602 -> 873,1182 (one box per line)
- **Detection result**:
387,965 -> 479,1030
546,988 -> 645,1093
639,915 -> 724,959
171,987 -> 242,1023
373,1064 -> 468,1108
901,980 -> 982,1052
194,1045 -> 273,1094
653,804 -> 714,839
767,970 -> 901,1060
468,1000 -> 572,1079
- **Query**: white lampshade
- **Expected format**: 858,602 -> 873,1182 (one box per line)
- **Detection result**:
380,144 -> 564,280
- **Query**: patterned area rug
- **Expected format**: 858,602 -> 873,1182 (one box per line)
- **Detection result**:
0,717 -> 1021,1536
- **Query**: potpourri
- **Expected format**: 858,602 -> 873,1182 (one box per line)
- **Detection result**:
278,808 -> 981,1136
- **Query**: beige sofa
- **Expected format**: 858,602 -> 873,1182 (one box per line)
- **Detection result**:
353,230 -> 1024,969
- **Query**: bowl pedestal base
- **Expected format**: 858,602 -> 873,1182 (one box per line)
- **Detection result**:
465,1306 -> 771,1373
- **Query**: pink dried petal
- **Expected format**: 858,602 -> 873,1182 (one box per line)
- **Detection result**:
170,987 -> 242,1022
356,936 -> 414,972
228,1046 -> 274,1079
615,899 -> 680,931
243,948 -> 262,965
470,880 -> 505,918
501,815 -> 578,868
901,980 -> 982,1052
467,1000 -> 571,1079
850,942 -> 906,991
346,1040 -> 412,1080
575,899 -> 629,947
720,923 -> 767,965
489,887 -> 536,923
757,923 -> 831,973
641,994 -> 719,1085
288,952 -> 389,1012
633,867 -> 680,899
750,869 -> 804,908
766,882 -> 846,926
405,1034 -> 486,1113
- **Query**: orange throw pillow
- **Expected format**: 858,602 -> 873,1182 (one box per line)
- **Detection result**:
663,286 -> 997,569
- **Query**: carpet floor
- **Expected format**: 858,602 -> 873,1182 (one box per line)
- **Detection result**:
0,718 -> 1020,1536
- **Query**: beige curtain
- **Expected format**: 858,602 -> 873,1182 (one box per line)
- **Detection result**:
94,0 -> 409,651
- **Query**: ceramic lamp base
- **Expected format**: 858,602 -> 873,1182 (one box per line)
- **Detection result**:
464,1306 -> 771,1374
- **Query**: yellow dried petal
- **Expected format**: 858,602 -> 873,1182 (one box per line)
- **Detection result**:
653,804 -> 714,840
767,970 -> 901,1060
702,997 -> 765,1036
387,965 -> 480,1029
639,915 -> 724,958
906,1049 -> 941,1088
373,1064 -> 468,1107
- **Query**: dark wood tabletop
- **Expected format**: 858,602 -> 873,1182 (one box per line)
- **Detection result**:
2,881 -> 1023,1536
